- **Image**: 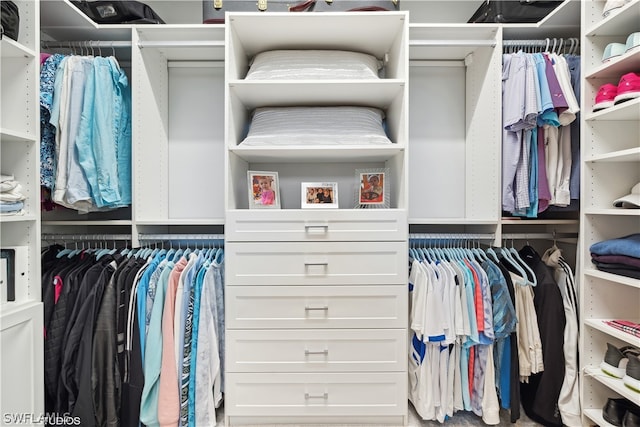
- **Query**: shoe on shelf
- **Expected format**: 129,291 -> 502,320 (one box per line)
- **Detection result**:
604,398 -> 633,426
623,409 -> 640,427
603,0 -> 633,18
603,43 -> 627,63
626,32 -> 640,54
601,343 -> 640,378
623,354 -> 640,393
594,83 -> 618,112
614,73 -> 640,105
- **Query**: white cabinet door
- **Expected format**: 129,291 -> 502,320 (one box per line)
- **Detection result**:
0,303 -> 44,426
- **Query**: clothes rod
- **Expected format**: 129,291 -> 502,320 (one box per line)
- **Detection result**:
137,40 -> 225,48
41,233 -> 132,241
42,40 -> 132,49
138,234 -> 224,241
409,233 -> 495,240
501,232 -> 578,240
410,40 -> 496,47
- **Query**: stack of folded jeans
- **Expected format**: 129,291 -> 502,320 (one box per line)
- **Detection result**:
590,233 -> 640,280
0,174 -> 25,215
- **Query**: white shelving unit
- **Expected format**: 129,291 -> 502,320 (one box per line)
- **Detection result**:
0,0 -> 44,421
580,0 -> 640,421
223,12 -> 409,425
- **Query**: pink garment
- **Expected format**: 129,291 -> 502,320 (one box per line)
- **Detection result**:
40,52 -> 52,65
537,127 -> 552,212
260,189 -> 275,205
158,257 -> 188,427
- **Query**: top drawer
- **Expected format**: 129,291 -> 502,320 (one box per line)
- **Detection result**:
226,209 -> 407,242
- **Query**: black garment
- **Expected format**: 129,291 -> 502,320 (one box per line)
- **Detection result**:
44,252 -> 95,412
121,261 -> 145,427
519,245 -> 566,427
592,261 -> 640,280
91,259 -> 121,427
496,261 -> 521,423
59,255 -> 117,421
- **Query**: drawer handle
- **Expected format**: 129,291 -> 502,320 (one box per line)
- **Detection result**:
305,392 -> 328,400
305,224 -> 329,234
304,262 -> 328,267
304,305 -> 329,311
305,349 -> 329,356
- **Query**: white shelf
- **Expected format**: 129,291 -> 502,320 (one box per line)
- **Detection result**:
585,366 -> 640,404
41,220 -> 133,226
135,219 -> 225,226
229,145 -> 405,163
585,0 -> 640,37
409,218 -> 499,225
0,128 -> 37,144
584,318 -> 640,347
0,37 -> 36,59
0,215 -> 37,223
586,49 -> 640,80
501,0 -> 581,39
227,12 -> 407,58
501,218 -> 579,225
584,268 -> 640,289
584,408 -> 614,427
585,147 -> 640,163
408,24 -> 498,61
585,208 -> 640,216
585,98 -> 640,121
228,80 -> 405,110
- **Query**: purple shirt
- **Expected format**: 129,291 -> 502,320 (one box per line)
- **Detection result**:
543,54 -> 568,112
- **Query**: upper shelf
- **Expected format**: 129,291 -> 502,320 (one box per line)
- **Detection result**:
227,12 -> 407,58
585,0 -> 640,37
409,25 -> 498,61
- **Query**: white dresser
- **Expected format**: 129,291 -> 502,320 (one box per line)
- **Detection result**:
223,12 -> 410,426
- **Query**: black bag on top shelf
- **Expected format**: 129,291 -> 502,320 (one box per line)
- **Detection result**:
1,1 -> 20,41
468,0 -> 563,24
71,0 -> 165,24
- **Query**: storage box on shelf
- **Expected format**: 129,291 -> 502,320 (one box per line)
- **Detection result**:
224,12 -> 409,426
580,0 -> 640,419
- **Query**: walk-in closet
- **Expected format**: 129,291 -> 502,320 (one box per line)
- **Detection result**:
1,0 -> 639,426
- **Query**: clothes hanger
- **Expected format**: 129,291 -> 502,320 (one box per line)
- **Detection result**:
508,239 -> 537,286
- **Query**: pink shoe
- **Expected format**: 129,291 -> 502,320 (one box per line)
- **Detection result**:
593,83 -> 618,111
614,72 -> 640,104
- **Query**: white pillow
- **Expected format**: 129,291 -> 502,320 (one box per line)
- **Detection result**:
245,50 -> 383,80
240,106 -> 392,146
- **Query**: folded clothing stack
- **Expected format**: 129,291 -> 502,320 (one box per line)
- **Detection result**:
590,233 -> 640,280
0,174 -> 26,216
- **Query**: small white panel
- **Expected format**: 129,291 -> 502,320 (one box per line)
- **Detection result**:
226,329 -> 406,373
225,372 -> 407,417
408,64 -> 466,219
168,66 -> 225,220
226,285 -> 407,329
226,241 -> 407,286
226,209 -> 407,242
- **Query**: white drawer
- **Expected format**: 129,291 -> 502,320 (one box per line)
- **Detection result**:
226,241 -> 407,286
226,209 -> 407,242
225,372 -> 407,418
226,329 -> 406,373
226,285 -> 407,329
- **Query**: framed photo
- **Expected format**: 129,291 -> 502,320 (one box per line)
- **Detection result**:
355,168 -> 389,208
301,182 -> 338,209
248,171 -> 281,209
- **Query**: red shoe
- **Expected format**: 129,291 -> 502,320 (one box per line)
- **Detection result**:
593,83 -> 618,111
614,72 -> 640,104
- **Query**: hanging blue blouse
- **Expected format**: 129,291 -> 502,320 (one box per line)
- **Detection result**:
40,54 -> 66,189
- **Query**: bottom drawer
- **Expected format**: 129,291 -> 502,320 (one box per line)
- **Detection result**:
225,372 -> 407,418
